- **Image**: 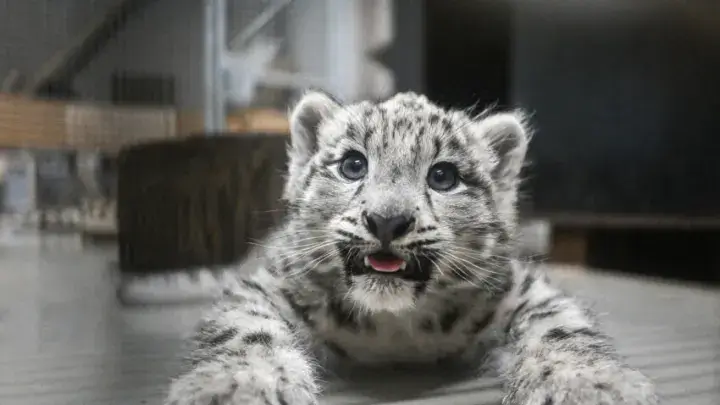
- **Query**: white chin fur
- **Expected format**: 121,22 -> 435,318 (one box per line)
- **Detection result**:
348,275 -> 416,314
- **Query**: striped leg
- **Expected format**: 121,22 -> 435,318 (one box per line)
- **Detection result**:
499,271 -> 658,405
165,273 -> 318,405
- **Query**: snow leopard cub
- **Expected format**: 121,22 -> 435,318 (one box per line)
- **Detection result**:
165,91 -> 658,405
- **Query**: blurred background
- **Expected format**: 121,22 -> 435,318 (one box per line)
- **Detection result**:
0,1 -> 718,404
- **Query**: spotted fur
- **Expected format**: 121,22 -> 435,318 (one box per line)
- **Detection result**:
165,91 -> 658,405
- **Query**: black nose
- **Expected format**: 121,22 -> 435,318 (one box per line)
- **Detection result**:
363,212 -> 416,246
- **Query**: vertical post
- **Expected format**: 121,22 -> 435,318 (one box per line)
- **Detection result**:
203,0 -> 227,133
325,0 -> 360,101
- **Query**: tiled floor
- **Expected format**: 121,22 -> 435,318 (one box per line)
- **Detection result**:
0,234 -> 719,405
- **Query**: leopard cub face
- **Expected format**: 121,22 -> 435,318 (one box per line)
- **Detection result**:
283,91 -> 531,313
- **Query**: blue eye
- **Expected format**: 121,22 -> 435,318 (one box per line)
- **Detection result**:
339,151 -> 368,180
427,162 -> 459,191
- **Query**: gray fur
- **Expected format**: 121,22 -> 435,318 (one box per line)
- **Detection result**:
165,92 -> 658,405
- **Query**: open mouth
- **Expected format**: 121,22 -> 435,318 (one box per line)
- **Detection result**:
337,248 -> 433,283
364,251 -> 407,273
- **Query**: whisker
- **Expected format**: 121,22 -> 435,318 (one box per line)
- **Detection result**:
276,241 -> 339,266
442,251 -> 507,291
436,255 -> 481,289
286,248 -> 338,278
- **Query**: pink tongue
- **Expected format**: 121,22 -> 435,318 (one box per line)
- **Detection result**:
367,256 -> 405,272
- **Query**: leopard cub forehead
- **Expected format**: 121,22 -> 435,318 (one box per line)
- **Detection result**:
331,92 -> 470,138
317,92 -> 494,167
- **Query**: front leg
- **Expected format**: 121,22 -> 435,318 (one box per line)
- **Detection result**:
165,271 -> 318,405
499,269 -> 658,405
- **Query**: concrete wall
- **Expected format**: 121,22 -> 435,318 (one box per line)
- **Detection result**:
1,0 -> 411,109
0,0 -> 118,89
75,0 -> 204,108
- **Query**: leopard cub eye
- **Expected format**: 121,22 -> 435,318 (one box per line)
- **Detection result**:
339,151 -> 368,181
427,162 -> 459,191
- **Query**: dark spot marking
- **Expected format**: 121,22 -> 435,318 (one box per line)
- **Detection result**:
266,264 -> 281,276
462,172 -> 492,191
241,279 -> 271,299
341,216 -> 357,225
424,190 -> 438,221
336,230 -> 363,241
440,306 -> 461,333
247,310 -> 272,320
432,138 -> 442,160
520,273 -> 535,295
447,137 -> 463,154
343,271 -> 353,288
544,327 -> 600,342
526,309 -> 561,323
543,396 -> 554,405
541,366 -> 553,381
529,296 -> 563,313
441,119 -> 453,133
469,311 -> 495,335
416,226 -> 437,234
351,182 -> 365,199
594,382 -> 610,390
391,166 -> 402,184
414,281 -> 429,297
209,328 -> 238,346
347,123 -> 363,142
404,239 -> 440,250
363,129 -> 373,148
302,165 -> 317,190
429,114 -> 440,125
418,125 -> 426,138
328,298 -> 358,330
504,300 -> 529,334
420,318 -> 435,332
243,331 -> 273,346
196,321 -> 238,348
276,387 -> 290,405
281,290 -> 313,326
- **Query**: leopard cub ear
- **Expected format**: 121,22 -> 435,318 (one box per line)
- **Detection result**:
288,90 -> 342,164
473,110 -> 532,183
284,90 -> 342,202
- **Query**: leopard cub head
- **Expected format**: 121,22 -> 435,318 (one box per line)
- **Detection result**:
283,90 -> 531,313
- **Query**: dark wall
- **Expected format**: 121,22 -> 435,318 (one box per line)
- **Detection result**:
425,0 -> 512,112
391,0 -> 426,94
512,3 -> 720,217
